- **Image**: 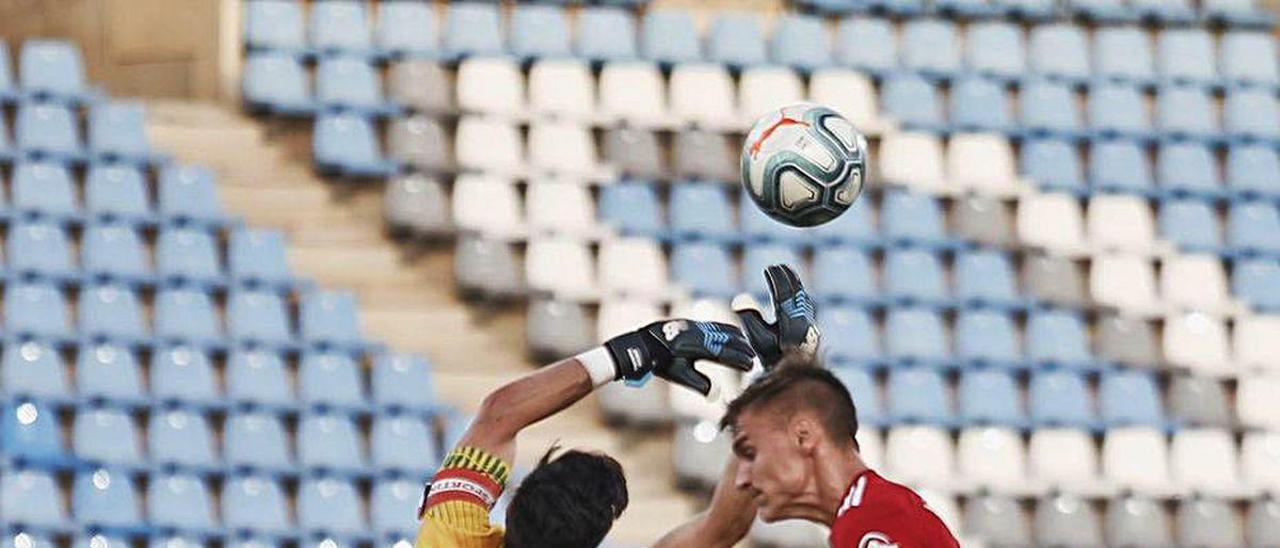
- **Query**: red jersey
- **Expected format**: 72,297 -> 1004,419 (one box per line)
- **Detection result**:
828,471 -> 961,548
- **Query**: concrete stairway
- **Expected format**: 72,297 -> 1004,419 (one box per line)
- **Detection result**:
144,101 -> 701,544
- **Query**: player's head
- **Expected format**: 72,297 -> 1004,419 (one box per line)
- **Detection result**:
504,445 -> 629,548
721,355 -> 859,522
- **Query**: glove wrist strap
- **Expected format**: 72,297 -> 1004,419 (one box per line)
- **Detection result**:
602,331 -> 651,381
575,346 -> 617,388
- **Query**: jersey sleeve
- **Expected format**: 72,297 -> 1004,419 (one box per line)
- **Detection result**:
414,446 -> 511,548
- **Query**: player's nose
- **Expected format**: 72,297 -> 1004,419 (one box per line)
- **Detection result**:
734,460 -> 753,490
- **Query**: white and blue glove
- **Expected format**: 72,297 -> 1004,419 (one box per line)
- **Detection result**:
733,264 -> 821,370
600,320 -> 756,396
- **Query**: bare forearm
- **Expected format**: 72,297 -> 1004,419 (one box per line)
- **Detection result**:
653,457 -> 757,548
456,357 -> 594,464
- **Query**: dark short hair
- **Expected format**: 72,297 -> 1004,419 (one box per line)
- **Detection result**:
720,354 -> 859,446
504,445 -> 629,548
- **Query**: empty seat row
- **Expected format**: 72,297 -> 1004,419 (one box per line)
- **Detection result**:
0,100 -> 160,164
0,39 -> 95,103
242,53 -> 400,116
0,162 -> 225,225
793,0 -> 1274,29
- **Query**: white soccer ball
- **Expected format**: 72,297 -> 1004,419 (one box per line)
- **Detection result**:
740,103 -> 869,228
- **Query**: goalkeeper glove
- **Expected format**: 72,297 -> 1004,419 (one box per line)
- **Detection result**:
601,320 -> 756,396
733,264 -> 821,369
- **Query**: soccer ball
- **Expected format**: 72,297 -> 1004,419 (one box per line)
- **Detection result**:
740,103 -> 868,228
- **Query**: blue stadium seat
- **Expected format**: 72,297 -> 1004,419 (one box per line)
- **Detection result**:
641,10 -> 701,64
885,307 -> 951,368
1156,29 -> 1218,87
374,1 -> 438,58
1159,199 -> 1223,253
954,250 -> 1024,310
1089,139 -> 1155,195
4,282 -> 70,340
835,17 -> 896,77
1154,86 -> 1219,141
1021,138 -> 1085,194
1,341 -> 69,401
0,41 -> 15,102
742,244 -> 805,299
313,113 -> 396,177
510,4 -> 571,60
299,412 -> 366,472
158,165 -> 225,225
72,469 -> 141,529
599,180 -> 663,237
1093,27 -> 1155,85
1,401 -> 66,464
155,227 -> 221,284
85,165 -> 150,223
812,200 -> 877,247
242,52 -> 314,115
300,291 -> 363,349
309,1 -> 372,56
707,12 -> 767,68
1020,79 -> 1083,138
443,3 -> 503,59
949,76 -> 1013,133
1099,369 -> 1166,428
226,350 -> 294,408
1157,142 -> 1223,199
1233,259 -> 1280,310
880,0 -> 928,15
881,191 -> 954,248
315,56 -> 391,114
372,415 -> 439,474
148,408 -> 217,469
1029,371 -> 1096,429
299,351 -> 364,410
76,342 -> 144,403
147,473 -> 216,532
1228,201 -> 1280,256
78,285 -> 147,342
771,14 -> 832,72
1026,309 -> 1097,370
671,242 -> 738,299
937,0 -> 1005,17
887,367 -> 954,425
821,306 -> 883,367
298,478 -> 366,536
883,249 -> 949,307
812,248 -> 877,305
1,469 -> 65,528
18,40 -> 92,102
72,406 -> 141,466
901,19 -> 960,79
1068,0 -> 1137,21
243,0 -> 307,53
959,369 -> 1024,427
225,411 -> 292,470
576,7 -> 638,62
372,353 -> 436,412
996,0 -> 1058,19
88,101 -> 154,163
1220,32 -> 1278,88
151,346 -> 220,406
881,74 -> 944,131
956,310 -> 1022,368
739,192 -> 808,245
11,161 -> 78,219
1088,83 -> 1153,140
964,22 -> 1025,81
831,366 -> 884,426
1131,0 -> 1197,22
372,479 -> 421,537
15,102 -> 82,161
1224,87 -> 1280,142
222,476 -> 291,534
229,228 -> 292,287
1028,23 -> 1090,83
155,288 -> 221,345
1204,0 -> 1276,27
669,182 -> 736,241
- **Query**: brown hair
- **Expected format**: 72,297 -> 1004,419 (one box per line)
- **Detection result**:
720,354 -> 859,446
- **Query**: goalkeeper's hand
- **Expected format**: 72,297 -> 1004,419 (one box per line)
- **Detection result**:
602,320 -> 756,396
733,264 -> 821,369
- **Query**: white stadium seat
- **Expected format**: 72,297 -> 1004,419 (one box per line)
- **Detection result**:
1241,431 -> 1280,495
808,69 -> 884,135
1171,427 -> 1252,498
1103,427 -> 1178,497
455,116 -> 524,176
879,131 -> 947,193
456,57 -> 525,118
528,59 -> 595,122
527,121 -> 601,179
739,65 -> 805,121
1017,193 -> 1089,256
1163,313 -> 1234,377
917,489 -> 964,538
1090,255 -> 1162,316
885,425 -> 961,493
669,64 -> 740,131
1086,195 -> 1158,255
1234,315 -> 1280,373
856,427 -> 885,471
1160,255 -> 1237,315
596,298 -> 668,424
1237,373 -> 1280,430
751,517 -> 829,548
957,427 -> 1030,495
1029,428 -> 1111,497
599,62 -> 669,128
451,174 -> 524,238
525,237 -> 598,301
947,133 -> 1020,196
598,237 -> 669,302
525,180 -> 598,240
672,419 -> 732,488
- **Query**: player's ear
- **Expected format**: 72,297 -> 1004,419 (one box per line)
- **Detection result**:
790,417 -> 818,455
